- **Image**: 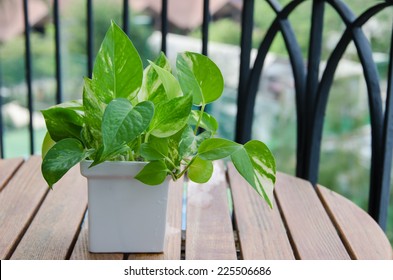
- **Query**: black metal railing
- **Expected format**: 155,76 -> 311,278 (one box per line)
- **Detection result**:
22,0 -> 35,155
87,0 -> 94,78
0,0 -> 392,231
235,0 -> 393,230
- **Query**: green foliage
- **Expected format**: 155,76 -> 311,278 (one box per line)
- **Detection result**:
100,99 -> 154,163
93,23 -> 143,102
41,132 -> 56,158
177,52 -> 224,106
140,136 -> 169,160
41,100 -> 84,142
139,53 -> 172,104
0,27 -> 55,85
135,160 -> 169,185
41,21 -> 276,207
41,138 -> 94,187
198,138 -> 242,160
188,156 -> 213,183
149,61 -> 182,99
147,94 -> 193,138
191,18 -> 241,46
188,110 -> 218,133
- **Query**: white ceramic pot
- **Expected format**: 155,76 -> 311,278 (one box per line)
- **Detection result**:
80,161 -> 170,253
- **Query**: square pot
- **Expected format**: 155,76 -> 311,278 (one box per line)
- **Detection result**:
80,161 -> 170,253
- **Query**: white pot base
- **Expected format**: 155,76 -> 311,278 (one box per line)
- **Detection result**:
80,161 -> 170,253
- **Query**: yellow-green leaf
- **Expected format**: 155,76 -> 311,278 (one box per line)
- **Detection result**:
176,52 -> 224,106
188,156 -> 213,183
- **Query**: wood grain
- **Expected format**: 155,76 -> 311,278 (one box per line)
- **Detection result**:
228,164 -> 295,259
0,156 -> 49,259
0,158 -> 24,191
4,156 -> 391,260
274,172 -> 350,259
128,178 -> 184,260
70,212 -> 123,260
11,163 -> 87,260
317,185 -> 393,260
185,161 -> 237,260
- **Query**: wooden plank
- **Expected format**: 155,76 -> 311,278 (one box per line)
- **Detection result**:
0,156 -> 49,259
128,178 -> 184,260
0,158 -> 24,191
185,161 -> 237,260
317,185 -> 393,260
274,172 -> 350,259
228,164 -> 295,259
11,163 -> 87,260
70,212 -> 123,260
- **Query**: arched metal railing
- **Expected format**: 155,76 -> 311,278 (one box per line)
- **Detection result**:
235,0 -> 393,229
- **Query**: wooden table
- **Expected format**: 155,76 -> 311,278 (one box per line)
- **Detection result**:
1,156 -> 392,260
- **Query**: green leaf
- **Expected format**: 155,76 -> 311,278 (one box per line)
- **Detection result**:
83,77 -> 106,149
49,99 -> 84,111
102,98 -> 154,157
41,101 -> 84,142
198,138 -> 241,160
148,94 -> 193,138
166,127 -> 187,167
176,51 -> 224,106
90,144 -> 130,167
230,140 -> 276,208
244,140 -> 276,207
41,131 -> 56,159
135,160 -> 169,185
93,21 -> 143,102
42,138 -> 93,187
138,52 -> 171,105
198,137 -> 275,207
179,126 -> 212,158
140,137 -> 169,161
188,156 -> 213,183
230,147 -> 255,187
149,61 -> 182,100
188,110 -> 218,133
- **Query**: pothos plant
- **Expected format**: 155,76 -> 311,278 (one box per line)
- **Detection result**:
41,21 -> 276,207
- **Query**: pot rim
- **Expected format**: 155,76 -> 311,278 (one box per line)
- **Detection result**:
80,160 -> 150,178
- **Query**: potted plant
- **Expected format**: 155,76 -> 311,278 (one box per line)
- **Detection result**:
41,21 -> 276,253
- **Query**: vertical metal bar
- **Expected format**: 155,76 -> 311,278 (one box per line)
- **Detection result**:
123,0 -> 129,36
235,0 -> 255,144
87,0 -> 94,77
161,0 -> 168,53
301,0 -> 325,182
201,0 -> 211,114
23,0 -> 35,155
348,28 -> 384,224
0,57 -> 4,158
202,0 -> 210,56
374,23 -> 393,230
305,0 -> 325,119
54,0 -> 62,104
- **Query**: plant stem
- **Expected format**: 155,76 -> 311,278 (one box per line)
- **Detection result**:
175,156 -> 196,179
144,132 -> 151,143
194,104 -> 206,134
128,148 -> 135,161
165,156 -> 179,172
169,171 -> 177,181
134,135 -> 142,159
